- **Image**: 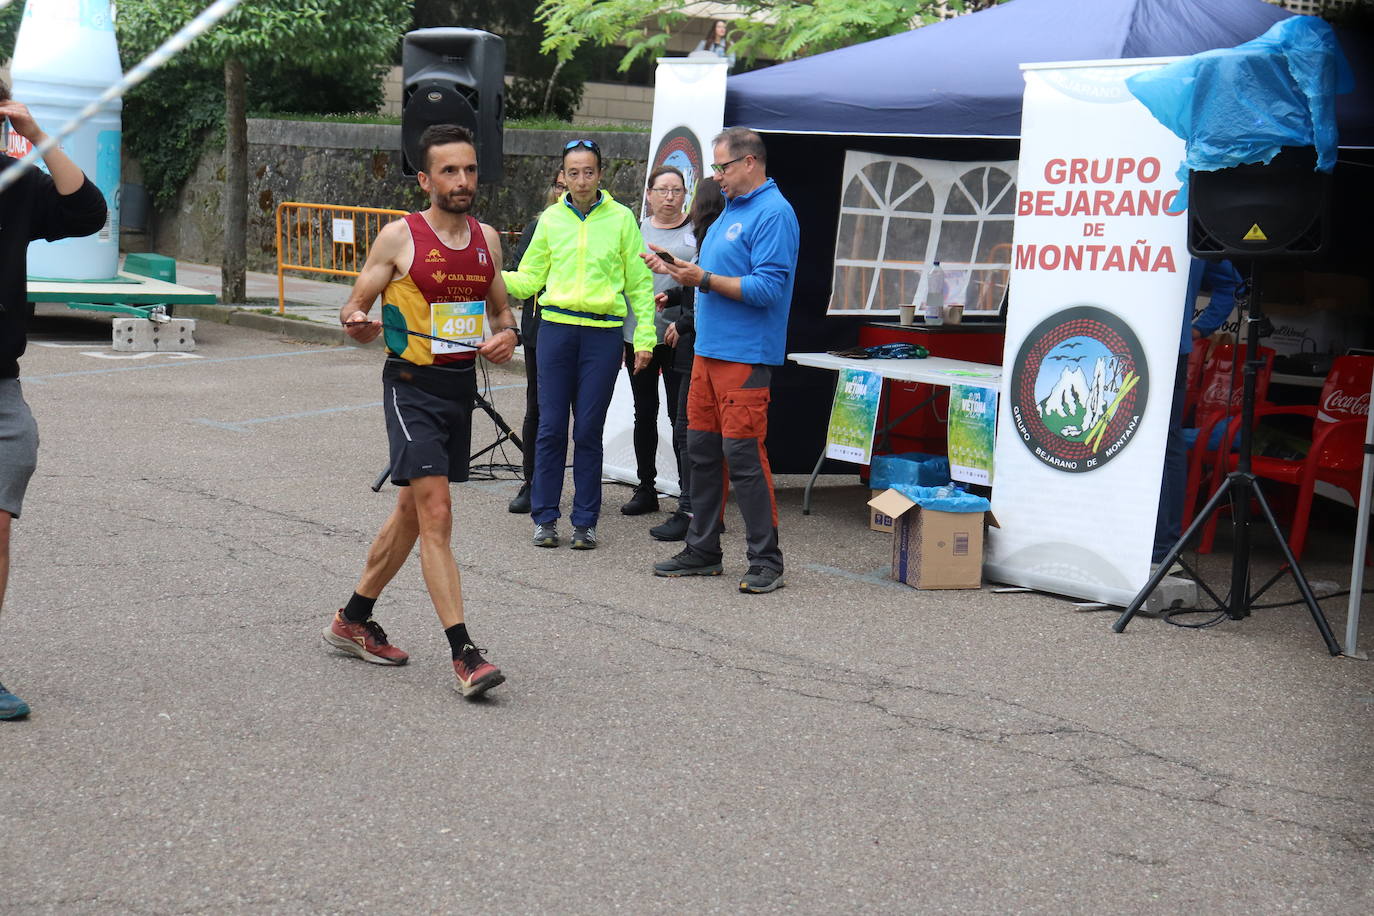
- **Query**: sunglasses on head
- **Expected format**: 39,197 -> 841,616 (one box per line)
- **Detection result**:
564,139 -> 601,154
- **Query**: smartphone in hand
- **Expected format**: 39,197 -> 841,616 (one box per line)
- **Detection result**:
655,249 -> 679,266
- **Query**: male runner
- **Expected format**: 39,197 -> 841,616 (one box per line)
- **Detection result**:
328,124 -> 519,698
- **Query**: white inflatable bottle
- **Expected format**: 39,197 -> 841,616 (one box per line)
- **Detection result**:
10,0 -> 122,280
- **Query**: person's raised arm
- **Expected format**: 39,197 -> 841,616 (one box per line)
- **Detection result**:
0,101 -> 85,194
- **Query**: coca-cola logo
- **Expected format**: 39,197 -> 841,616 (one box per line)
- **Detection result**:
1322,389 -> 1370,418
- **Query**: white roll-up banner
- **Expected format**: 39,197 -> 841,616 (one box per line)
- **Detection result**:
603,58 -> 727,492
984,60 -> 1191,606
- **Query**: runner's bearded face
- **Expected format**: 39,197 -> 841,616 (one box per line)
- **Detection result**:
420,141 -> 479,215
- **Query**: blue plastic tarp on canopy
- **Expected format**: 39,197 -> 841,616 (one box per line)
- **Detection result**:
1126,16 -> 1354,196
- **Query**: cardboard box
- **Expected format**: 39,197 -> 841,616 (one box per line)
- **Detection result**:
867,488 -> 995,589
869,489 -> 895,532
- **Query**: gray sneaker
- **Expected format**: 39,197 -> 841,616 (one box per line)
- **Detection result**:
532,522 -> 560,548
739,565 -> 784,594
571,525 -> 598,550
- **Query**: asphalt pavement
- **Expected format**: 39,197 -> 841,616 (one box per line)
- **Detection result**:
2,307 -> 1371,914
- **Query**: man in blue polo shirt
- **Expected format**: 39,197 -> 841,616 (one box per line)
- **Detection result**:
643,127 -> 800,594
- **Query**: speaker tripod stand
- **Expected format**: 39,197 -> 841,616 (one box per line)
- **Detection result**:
1113,265 -> 1341,655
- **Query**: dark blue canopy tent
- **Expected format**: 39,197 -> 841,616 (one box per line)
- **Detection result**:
728,0 -> 1372,473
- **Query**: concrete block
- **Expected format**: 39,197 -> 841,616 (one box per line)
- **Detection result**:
112,317 -> 197,352
1142,574 -> 1198,615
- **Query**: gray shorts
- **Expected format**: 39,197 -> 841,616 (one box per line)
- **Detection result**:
0,379 -> 39,519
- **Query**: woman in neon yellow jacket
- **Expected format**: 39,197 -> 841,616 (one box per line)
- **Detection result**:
503,139 -> 655,550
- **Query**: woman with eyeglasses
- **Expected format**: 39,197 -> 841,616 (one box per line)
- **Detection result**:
507,169 -> 567,515
619,165 -> 694,519
649,177 -> 726,542
503,138 -> 656,551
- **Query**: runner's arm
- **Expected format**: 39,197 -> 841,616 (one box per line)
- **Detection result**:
340,220 -> 406,342
478,223 -> 517,365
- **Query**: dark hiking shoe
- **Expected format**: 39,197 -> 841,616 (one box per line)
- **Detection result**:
739,566 -> 784,594
653,547 -> 723,577
508,482 -> 531,514
650,511 -> 691,541
621,485 -> 659,516
571,525 -> 598,550
532,522 -> 560,548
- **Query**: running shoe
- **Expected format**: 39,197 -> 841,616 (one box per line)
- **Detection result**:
740,566 -> 784,594
571,525 -> 598,550
532,522 -> 559,548
0,680 -> 30,720
653,546 -> 723,577
322,611 -> 409,665
453,646 -> 505,698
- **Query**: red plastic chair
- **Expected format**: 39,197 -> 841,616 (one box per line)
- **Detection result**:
1182,344 -> 1276,530
1182,336 -> 1213,426
1201,354 -> 1373,560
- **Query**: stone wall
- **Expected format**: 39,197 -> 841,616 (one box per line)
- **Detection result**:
146,120 -> 651,273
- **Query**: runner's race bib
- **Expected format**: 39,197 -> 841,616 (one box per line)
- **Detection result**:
431,301 -> 485,354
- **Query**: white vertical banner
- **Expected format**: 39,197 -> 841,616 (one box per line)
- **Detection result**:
603,58 -> 727,492
984,60 -> 1190,607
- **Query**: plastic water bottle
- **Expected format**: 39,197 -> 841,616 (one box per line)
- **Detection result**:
10,0 -> 122,280
924,261 -> 944,325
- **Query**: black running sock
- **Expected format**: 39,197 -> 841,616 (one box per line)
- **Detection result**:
343,592 -> 377,623
445,623 -> 472,660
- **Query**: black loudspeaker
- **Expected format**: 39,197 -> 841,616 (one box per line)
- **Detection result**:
401,28 -> 505,182
1188,146 -> 1330,259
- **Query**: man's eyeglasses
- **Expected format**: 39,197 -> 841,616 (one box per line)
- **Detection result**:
711,155 -> 748,175
650,187 -> 685,197
564,138 -> 601,154
552,183 -> 567,192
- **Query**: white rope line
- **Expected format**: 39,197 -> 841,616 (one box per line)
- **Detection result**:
0,0 -> 244,195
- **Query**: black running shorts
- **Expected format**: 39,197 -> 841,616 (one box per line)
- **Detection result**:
382,358 -> 477,486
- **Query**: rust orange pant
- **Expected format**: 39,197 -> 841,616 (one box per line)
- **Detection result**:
684,356 -> 782,572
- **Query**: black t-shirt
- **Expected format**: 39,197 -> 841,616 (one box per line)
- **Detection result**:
0,157 -> 108,379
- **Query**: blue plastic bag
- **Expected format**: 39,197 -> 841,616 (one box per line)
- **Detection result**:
1126,16 -> 1353,210
891,483 -> 991,515
871,452 -> 950,491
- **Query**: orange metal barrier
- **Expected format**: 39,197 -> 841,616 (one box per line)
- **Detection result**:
276,203 -> 528,314
275,202 -> 407,314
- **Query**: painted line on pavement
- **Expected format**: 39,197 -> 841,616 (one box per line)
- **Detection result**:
24,347 -> 357,382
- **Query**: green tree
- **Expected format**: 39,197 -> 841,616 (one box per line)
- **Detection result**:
117,0 -> 411,302
535,0 -> 1004,72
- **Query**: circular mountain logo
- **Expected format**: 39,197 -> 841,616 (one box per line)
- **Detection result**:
1009,305 -> 1149,473
651,126 -> 703,208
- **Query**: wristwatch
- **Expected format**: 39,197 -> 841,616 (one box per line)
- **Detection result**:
698,270 -> 713,293
500,325 -> 523,346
